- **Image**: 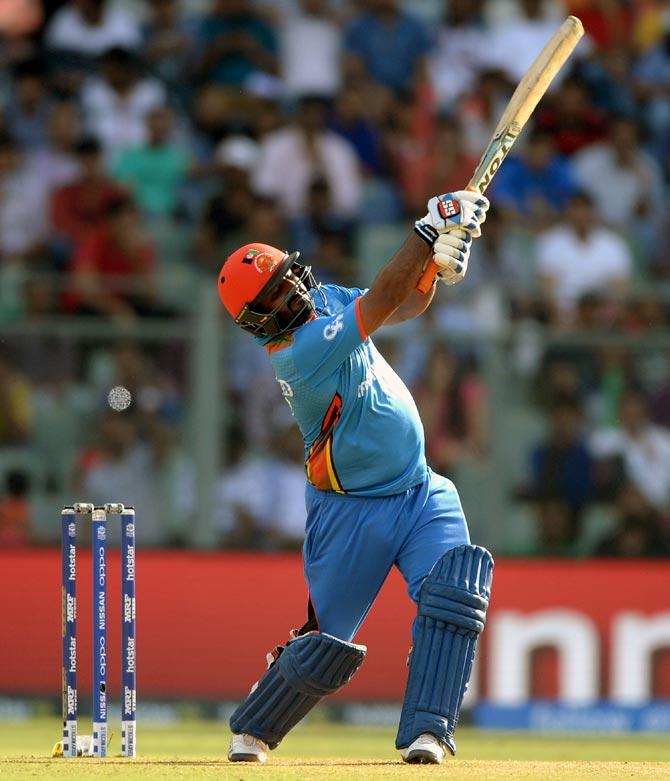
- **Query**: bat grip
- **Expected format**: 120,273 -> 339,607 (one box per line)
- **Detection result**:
416,260 -> 440,294
415,184 -> 478,294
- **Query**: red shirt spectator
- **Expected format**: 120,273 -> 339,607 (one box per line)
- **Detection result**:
535,75 -> 606,156
51,138 -> 126,245
394,112 -> 479,214
66,196 -> 157,319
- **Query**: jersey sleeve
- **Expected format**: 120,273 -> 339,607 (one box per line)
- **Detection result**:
292,296 -> 367,385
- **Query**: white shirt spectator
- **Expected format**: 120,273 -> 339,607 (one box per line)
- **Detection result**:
83,441 -> 196,546
82,76 -> 166,163
253,127 -> 361,219
536,225 -> 632,310
487,13 -> 589,84
572,144 -> 665,228
429,26 -> 494,109
590,425 -> 670,510
45,3 -> 141,56
213,454 -> 306,541
27,149 -> 79,193
280,9 -> 342,98
0,166 -> 49,254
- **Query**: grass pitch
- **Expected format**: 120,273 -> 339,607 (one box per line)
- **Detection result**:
1,718 -> 670,780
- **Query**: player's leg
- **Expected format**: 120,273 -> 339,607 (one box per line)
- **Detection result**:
394,471 -> 494,763
303,487 -> 410,640
229,631 -> 366,760
229,488 -> 404,761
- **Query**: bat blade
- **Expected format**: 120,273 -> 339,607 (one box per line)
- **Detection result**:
417,16 -> 584,293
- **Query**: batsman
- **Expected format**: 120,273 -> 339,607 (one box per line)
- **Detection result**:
217,190 -> 494,765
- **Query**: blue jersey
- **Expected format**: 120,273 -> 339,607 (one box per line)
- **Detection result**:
265,285 -> 427,496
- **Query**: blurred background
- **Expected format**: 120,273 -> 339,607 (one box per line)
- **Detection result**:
1,0 -> 670,733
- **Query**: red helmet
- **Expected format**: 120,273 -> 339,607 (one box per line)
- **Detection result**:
217,242 -> 317,337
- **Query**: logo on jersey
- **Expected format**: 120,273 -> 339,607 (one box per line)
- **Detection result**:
323,314 -> 344,341
438,198 -> 460,220
277,379 -> 294,412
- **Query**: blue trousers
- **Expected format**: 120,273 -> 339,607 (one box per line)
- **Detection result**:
303,470 -> 470,641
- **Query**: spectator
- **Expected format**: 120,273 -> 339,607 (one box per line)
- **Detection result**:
66,195 -> 159,320
194,0 -> 278,87
633,13 -> 670,166
595,483 -> 669,557
45,0 -> 142,61
81,47 -> 166,163
10,277 -> 76,382
196,180 -> 257,271
308,228 -> 355,286
51,137 -> 127,262
213,424 -> 270,548
572,115 -> 665,263
520,397 -> 596,532
78,410 -> 193,546
535,74 -> 606,156
213,418 -> 306,550
142,0 -> 197,97
458,67 -> 515,158
534,357 -> 586,412
142,413 -> 196,546
530,496 -> 581,557
394,114 -> 480,216
329,84 -> 386,177
4,58 -> 51,149
463,206 -> 533,297
580,46 -> 638,118
92,341 -> 183,424
28,100 -> 82,193
0,470 -> 32,546
0,348 -> 33,445
536,191 -> 633,324
570,0 -> 635,52
649,359 -> 670,430
428,0 -> 491,110
488,0 -> 582,84
216,135 -> 260,185
412,345 -> 487,477
0,0 -> 42,37
253,95 -> 361,223
590,389 -> 670,513
279,0 -> 342,99
114,105 -> 191,219
0,133 -> 49,262
344,0 -> 430,93
491,128 -> 578,227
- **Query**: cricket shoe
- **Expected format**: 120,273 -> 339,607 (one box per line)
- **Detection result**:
400,733 -> 447,764
228,733 -> 268,763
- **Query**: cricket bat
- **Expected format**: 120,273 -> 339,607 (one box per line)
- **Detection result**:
416,15 -> 584,294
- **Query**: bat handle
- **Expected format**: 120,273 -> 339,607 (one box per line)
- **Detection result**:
415,184 -> 478,294
416,259 -> 440,294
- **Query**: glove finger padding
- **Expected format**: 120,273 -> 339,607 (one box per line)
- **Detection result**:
433,229 -> 471,286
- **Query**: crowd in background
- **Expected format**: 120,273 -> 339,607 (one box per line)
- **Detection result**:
0,0 -> 669,556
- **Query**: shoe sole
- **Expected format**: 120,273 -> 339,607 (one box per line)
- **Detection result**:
228,753 -> 266,763
402,749 -> 443,764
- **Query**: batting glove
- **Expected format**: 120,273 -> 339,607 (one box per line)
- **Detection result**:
432,229 -> 472,286
414,191 -> 489,246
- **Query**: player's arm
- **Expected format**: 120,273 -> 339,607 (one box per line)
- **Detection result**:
384,285 -> 436,325
358,233 -> 432,336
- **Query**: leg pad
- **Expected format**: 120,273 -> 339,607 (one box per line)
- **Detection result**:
396,544 -> 493,753
230,632 -> 366,749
